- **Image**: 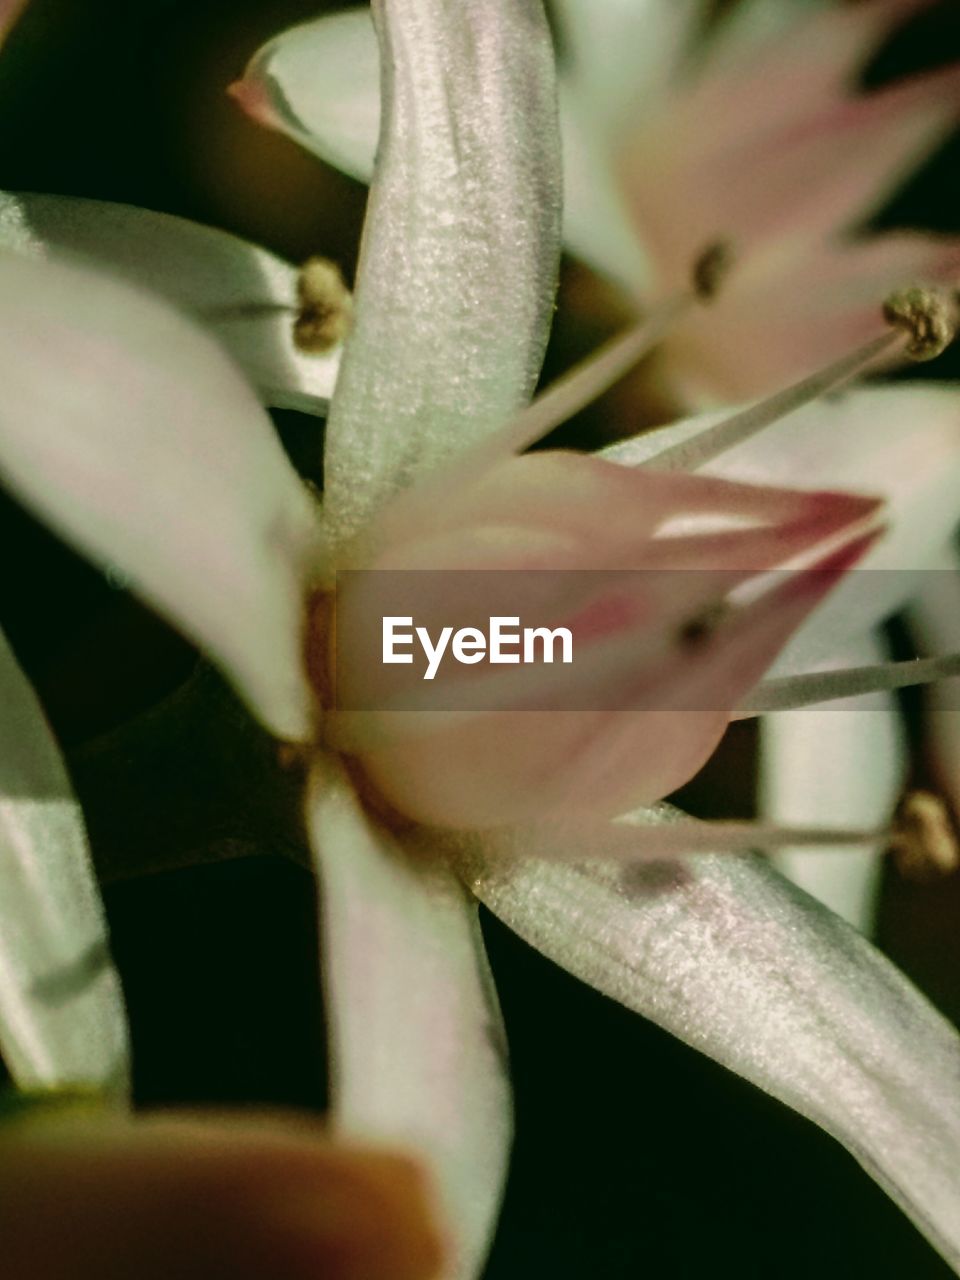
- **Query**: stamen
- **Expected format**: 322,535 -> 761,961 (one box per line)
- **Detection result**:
294,256 -> 353,353
677,600 -> 730,649
692,240 -> 735,302
607,820 -> 886,858
363,241 -> 737,549
476,240 -> 738,462
890,790 -> 960,880
737,650 -> 960,716
645,285 -> 959,474
440,818 -> 886,868
883,287 -> 957,361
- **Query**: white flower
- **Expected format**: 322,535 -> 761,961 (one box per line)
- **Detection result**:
3,4 -> 960,1279
233,0 -> 960,932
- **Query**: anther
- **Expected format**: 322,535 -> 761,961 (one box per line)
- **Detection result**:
294,257 -> 353,353
677,600 -> 729,648
692,240 -> 735,302
645,284 -> 960,474
890,790 -> 960,880
455,241 -> 737,467
883,286 -> 958,362
738,649 -> 960,715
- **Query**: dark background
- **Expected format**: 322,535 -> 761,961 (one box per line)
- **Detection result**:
1,1 -> 960,1274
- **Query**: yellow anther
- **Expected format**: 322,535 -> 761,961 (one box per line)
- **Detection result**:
883,286 -> 957,362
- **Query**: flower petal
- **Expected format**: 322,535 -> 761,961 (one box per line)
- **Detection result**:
458,813 -> 960,1272
606,383 -> 960,670
0,191 -> 341,415
232,9 -> 381,188
552,0 -> 706,135
760,631 -> 906,933
0,251 -> 326,740
319,0 -> 561,541
619,4 -> 960,288
307,766 -> 510,1280
0,628 -> 128,1092
343,527 -> 876,828
660,230 -> 960,403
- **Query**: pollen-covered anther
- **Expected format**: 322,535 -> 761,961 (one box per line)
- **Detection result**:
889,790 -> 960,881
692,240 -> 735,302
294,256 -> 353,354
882,286 -> 958,362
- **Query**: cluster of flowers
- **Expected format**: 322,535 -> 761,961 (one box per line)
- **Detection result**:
2,1 -> 960,1276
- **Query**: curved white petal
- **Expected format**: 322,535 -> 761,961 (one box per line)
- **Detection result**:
308,767 -> 510,1280
0,629 -> 128,1093
237,9 -> 381,188
761,631 -> 905,934
0,251 -> 326,740
607,384 -> 960,670
0,192 -> 341,415
320,0 -> 562,540
458,815 -> 960,1272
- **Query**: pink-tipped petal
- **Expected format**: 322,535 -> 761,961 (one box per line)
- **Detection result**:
345,518 -> 876,828
233,9 -> 382,186
620,15 -> 960,290
608,384 -> 960,671
683,0 -> 935,157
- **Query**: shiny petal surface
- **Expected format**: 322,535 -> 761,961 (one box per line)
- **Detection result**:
308,767 -> 510,1280
0,192 -> 341,414
0,251 -> 326,740
0,629 -> 128,1092
319,0 -> 561,541
606,384 -> 960,671
761,632 -> 906,933
458,811 -> 960,1272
